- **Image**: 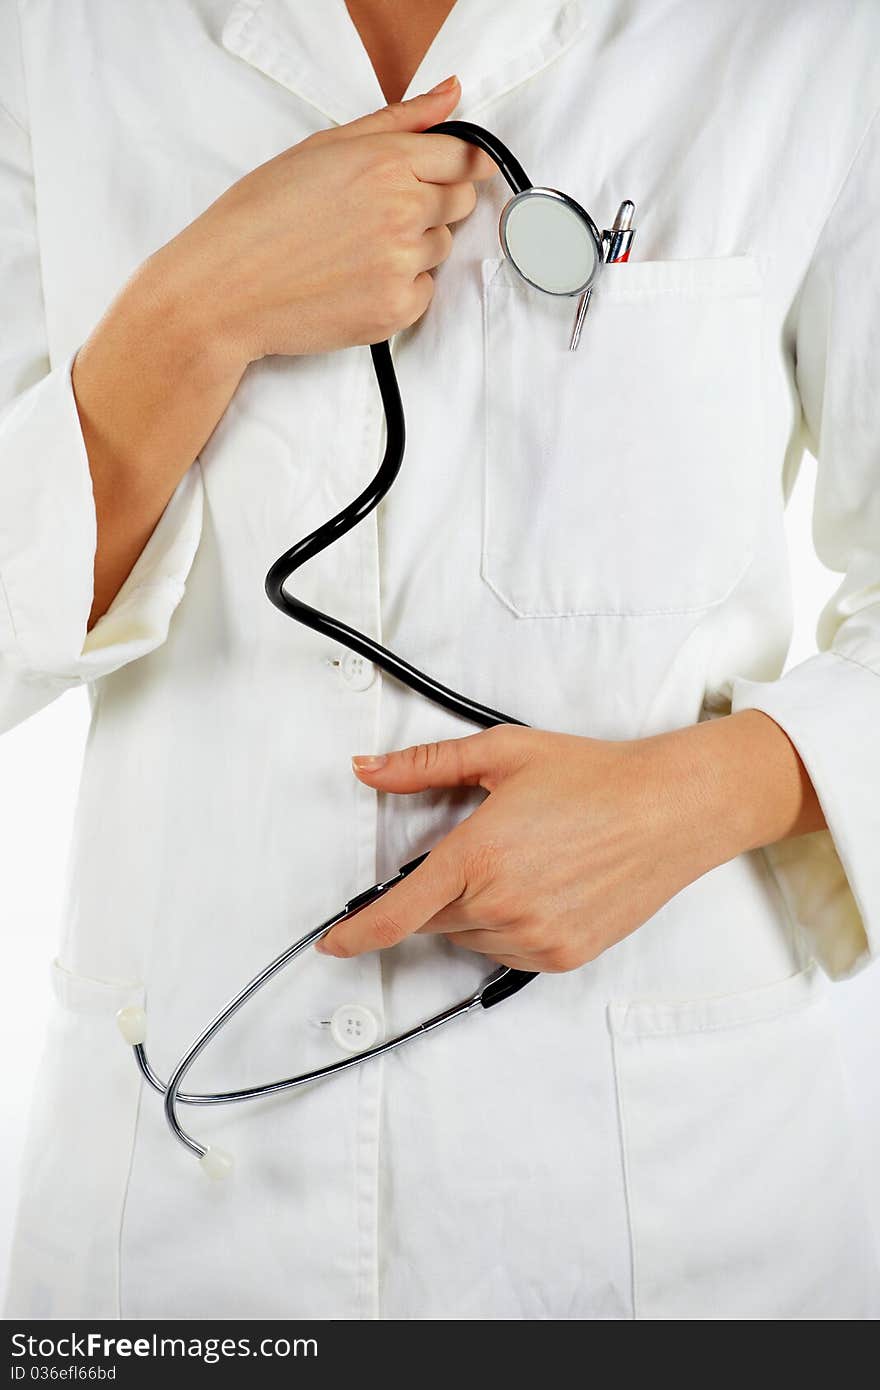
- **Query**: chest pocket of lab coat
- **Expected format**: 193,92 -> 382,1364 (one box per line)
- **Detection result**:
480,255 -> 763,618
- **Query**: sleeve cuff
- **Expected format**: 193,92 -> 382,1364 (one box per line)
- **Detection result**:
0,350 -> 203,682
730,649 -> 878,980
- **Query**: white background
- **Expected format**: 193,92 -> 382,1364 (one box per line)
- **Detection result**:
1,455 -> 879,1306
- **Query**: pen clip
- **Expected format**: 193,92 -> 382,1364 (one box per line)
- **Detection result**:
568,201 -> 636,352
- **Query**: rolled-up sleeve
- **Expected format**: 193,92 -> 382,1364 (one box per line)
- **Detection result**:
730,107 -> 880,980
0,27 -> 203,733
0,353 -> 203,682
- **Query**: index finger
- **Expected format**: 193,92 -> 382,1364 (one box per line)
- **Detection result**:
403,132 -> 499,185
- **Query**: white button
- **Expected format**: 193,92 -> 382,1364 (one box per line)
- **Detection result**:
330,1004 -> 381,1054
340,651 -> 376,691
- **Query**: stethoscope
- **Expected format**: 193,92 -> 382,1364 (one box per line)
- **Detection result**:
116,122 -> 635,1177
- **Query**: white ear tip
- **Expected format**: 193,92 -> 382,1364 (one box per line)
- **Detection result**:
199,1146 -> 234,1181
116,1005 -> 147,1046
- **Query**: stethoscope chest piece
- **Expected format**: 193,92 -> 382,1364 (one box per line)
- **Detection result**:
499,187 -> 603,296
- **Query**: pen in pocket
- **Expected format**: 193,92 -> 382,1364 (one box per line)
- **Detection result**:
568,199 -> 636,351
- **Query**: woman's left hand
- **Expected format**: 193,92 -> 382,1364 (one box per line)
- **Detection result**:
316,713 -> 800,972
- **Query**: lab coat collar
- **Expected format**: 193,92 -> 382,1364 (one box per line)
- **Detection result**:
221,0 -> 592,127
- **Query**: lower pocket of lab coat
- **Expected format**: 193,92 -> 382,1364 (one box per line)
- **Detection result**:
609,963 -> 878,1319
4,960 -> 144,1319
481,254 -> 764,618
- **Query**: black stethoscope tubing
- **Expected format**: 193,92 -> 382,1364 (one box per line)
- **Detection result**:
125,124 -> 545,1169
265,123 -> 533,732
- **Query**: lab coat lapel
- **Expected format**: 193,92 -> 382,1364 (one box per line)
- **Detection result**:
221,0 -> 384,125
221,0 -> 591,125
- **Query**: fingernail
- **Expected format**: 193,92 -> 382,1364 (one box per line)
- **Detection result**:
426,74 -> 458,95
352,754 -> 388,772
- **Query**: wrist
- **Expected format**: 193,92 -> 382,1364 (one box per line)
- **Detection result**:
133,243 -> 253,382
628,719 -> 744,881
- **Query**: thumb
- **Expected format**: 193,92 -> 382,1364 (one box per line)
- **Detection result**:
351,727 -> 526,795
316,845 -> 463,958
324,74 -> 461,140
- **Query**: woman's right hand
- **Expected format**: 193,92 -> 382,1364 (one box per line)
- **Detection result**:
145,74 -> 496,365
75,76 -> 491,624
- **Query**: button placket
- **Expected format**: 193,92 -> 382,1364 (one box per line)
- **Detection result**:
350,370 -> 386,1321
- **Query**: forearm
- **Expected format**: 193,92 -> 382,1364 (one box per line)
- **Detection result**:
67,81 -> 485,629
665,708 -> 826,867
72,253 -> 247,627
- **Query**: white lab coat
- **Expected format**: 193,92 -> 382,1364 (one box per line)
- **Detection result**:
1,0 -> 879,1321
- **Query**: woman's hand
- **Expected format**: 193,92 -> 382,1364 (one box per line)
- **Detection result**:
316,712 -> 823,971
76,74 -> 486,624
146,73 -> 494,363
